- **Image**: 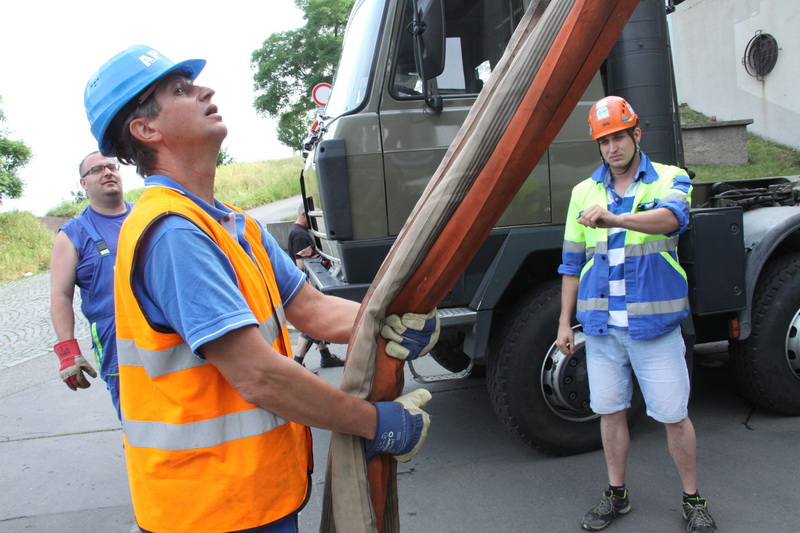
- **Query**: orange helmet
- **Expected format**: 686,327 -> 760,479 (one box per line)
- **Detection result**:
588,96 -> 639,140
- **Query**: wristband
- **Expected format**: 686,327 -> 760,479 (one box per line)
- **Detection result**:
54,339 -> 82,360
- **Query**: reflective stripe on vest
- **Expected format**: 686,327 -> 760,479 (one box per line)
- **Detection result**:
563,240 -> 585,254
625,237 -> 678,257
627,297 -> 689,317
662,189 -> 690,207
577,298 -> 610,313
563,240 -> 609,263
118,313 -> 289,451
124,405 -> 288,451
117,306 -> 284,377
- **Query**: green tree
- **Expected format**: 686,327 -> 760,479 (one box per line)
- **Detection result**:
0,96 -> 33,204
217,146 -> 235,167
251,0 -> 354,150
70,187 -> 88,204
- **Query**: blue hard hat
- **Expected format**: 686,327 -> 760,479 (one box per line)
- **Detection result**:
84,45 -> 206,154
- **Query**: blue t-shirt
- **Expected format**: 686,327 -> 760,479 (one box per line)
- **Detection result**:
132,176 -> 305,355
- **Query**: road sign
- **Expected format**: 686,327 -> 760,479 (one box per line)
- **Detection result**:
312,83 -> 332,107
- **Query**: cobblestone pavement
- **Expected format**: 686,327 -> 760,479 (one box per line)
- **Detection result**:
0,273 -> 88,369
0,199 -> 298,371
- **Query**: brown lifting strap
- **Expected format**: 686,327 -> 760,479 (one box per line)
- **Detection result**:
320,0 -> 641,531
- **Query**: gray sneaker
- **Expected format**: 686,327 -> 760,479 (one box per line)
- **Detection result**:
581,489 -> 631,531
682,496 -> 718,533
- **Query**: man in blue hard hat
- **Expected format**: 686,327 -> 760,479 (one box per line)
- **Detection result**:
84,45 -> 440,533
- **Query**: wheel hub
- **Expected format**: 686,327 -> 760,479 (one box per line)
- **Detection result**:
784,309 -> 800,380
540,329 -> 598,421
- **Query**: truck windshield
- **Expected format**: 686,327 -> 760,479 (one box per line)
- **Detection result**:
324,0 -> 386,119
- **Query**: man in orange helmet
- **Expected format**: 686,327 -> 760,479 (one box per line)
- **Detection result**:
556,96 -> 717,532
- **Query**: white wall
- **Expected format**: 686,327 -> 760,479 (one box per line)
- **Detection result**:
670,0 -> 800,150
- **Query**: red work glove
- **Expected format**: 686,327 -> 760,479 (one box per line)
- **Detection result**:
54,339 -> 97,390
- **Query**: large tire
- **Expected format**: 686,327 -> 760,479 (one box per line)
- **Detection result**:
729,252 -> 800,415
487,280 -> 644,456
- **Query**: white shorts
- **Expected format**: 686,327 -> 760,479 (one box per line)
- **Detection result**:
585,327 -> 690,423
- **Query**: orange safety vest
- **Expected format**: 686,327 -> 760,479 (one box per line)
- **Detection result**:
114,186 -> 312,533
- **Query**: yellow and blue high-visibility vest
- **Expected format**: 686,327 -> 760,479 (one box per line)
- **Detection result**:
558,152 -> 693,340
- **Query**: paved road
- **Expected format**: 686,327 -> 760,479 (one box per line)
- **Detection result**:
4,338 -> 800,532
247,194 -> 302,223
2,197 -> 799,532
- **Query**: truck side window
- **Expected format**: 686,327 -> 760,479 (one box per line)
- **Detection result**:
391,0 -> 525,99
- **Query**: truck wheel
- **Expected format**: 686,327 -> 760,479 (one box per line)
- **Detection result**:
487,280 -> 644,456
430,340 -> 486,378
729,252 -> 800,415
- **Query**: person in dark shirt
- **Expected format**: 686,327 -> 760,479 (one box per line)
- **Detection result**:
287,204 -> 344,369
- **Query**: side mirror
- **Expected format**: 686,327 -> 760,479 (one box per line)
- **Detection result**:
411,0 -> 445,112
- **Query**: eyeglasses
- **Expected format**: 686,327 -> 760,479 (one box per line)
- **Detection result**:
81,163 -> 120,178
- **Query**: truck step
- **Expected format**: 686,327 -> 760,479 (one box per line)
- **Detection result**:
406,307 -> 478,383
408,358 -> 474,384
437,307 -> 477,327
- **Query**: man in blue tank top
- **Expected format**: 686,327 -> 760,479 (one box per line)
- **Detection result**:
49,151 -> 132,420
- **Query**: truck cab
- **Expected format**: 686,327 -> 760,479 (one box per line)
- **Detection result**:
299,0 -> 800,454
303,0 -> 611,346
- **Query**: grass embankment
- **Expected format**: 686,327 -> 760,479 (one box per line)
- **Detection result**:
0,211 -> 55,281
679,105 -> 800,182
2,155 -> 304,282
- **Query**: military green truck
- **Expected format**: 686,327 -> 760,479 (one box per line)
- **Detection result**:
299,0 -> 800,455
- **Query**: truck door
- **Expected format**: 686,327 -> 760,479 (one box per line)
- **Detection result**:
379,0 -> 602,235
379,0 -> 548,235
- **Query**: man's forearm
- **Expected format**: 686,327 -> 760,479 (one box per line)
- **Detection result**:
316,295 -> 360,343
252,355 -> 376,438
579,204 -> 680,235
560,275 -> 579,326
204,326 -> 376,438
616,207 -> 680,235
51,296 -> 76,342
285,283 -> 360,344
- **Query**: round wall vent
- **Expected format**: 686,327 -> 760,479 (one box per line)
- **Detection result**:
742,31 -> 779,81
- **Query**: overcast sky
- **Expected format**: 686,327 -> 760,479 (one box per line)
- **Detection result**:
0,1 -> 306,215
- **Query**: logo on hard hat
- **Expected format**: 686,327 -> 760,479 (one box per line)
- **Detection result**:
139,50 -> 161,67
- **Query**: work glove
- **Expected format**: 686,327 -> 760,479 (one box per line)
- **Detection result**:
54,339 -> 97,391
380,309 -> 440,361
366,389 -> 432,462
